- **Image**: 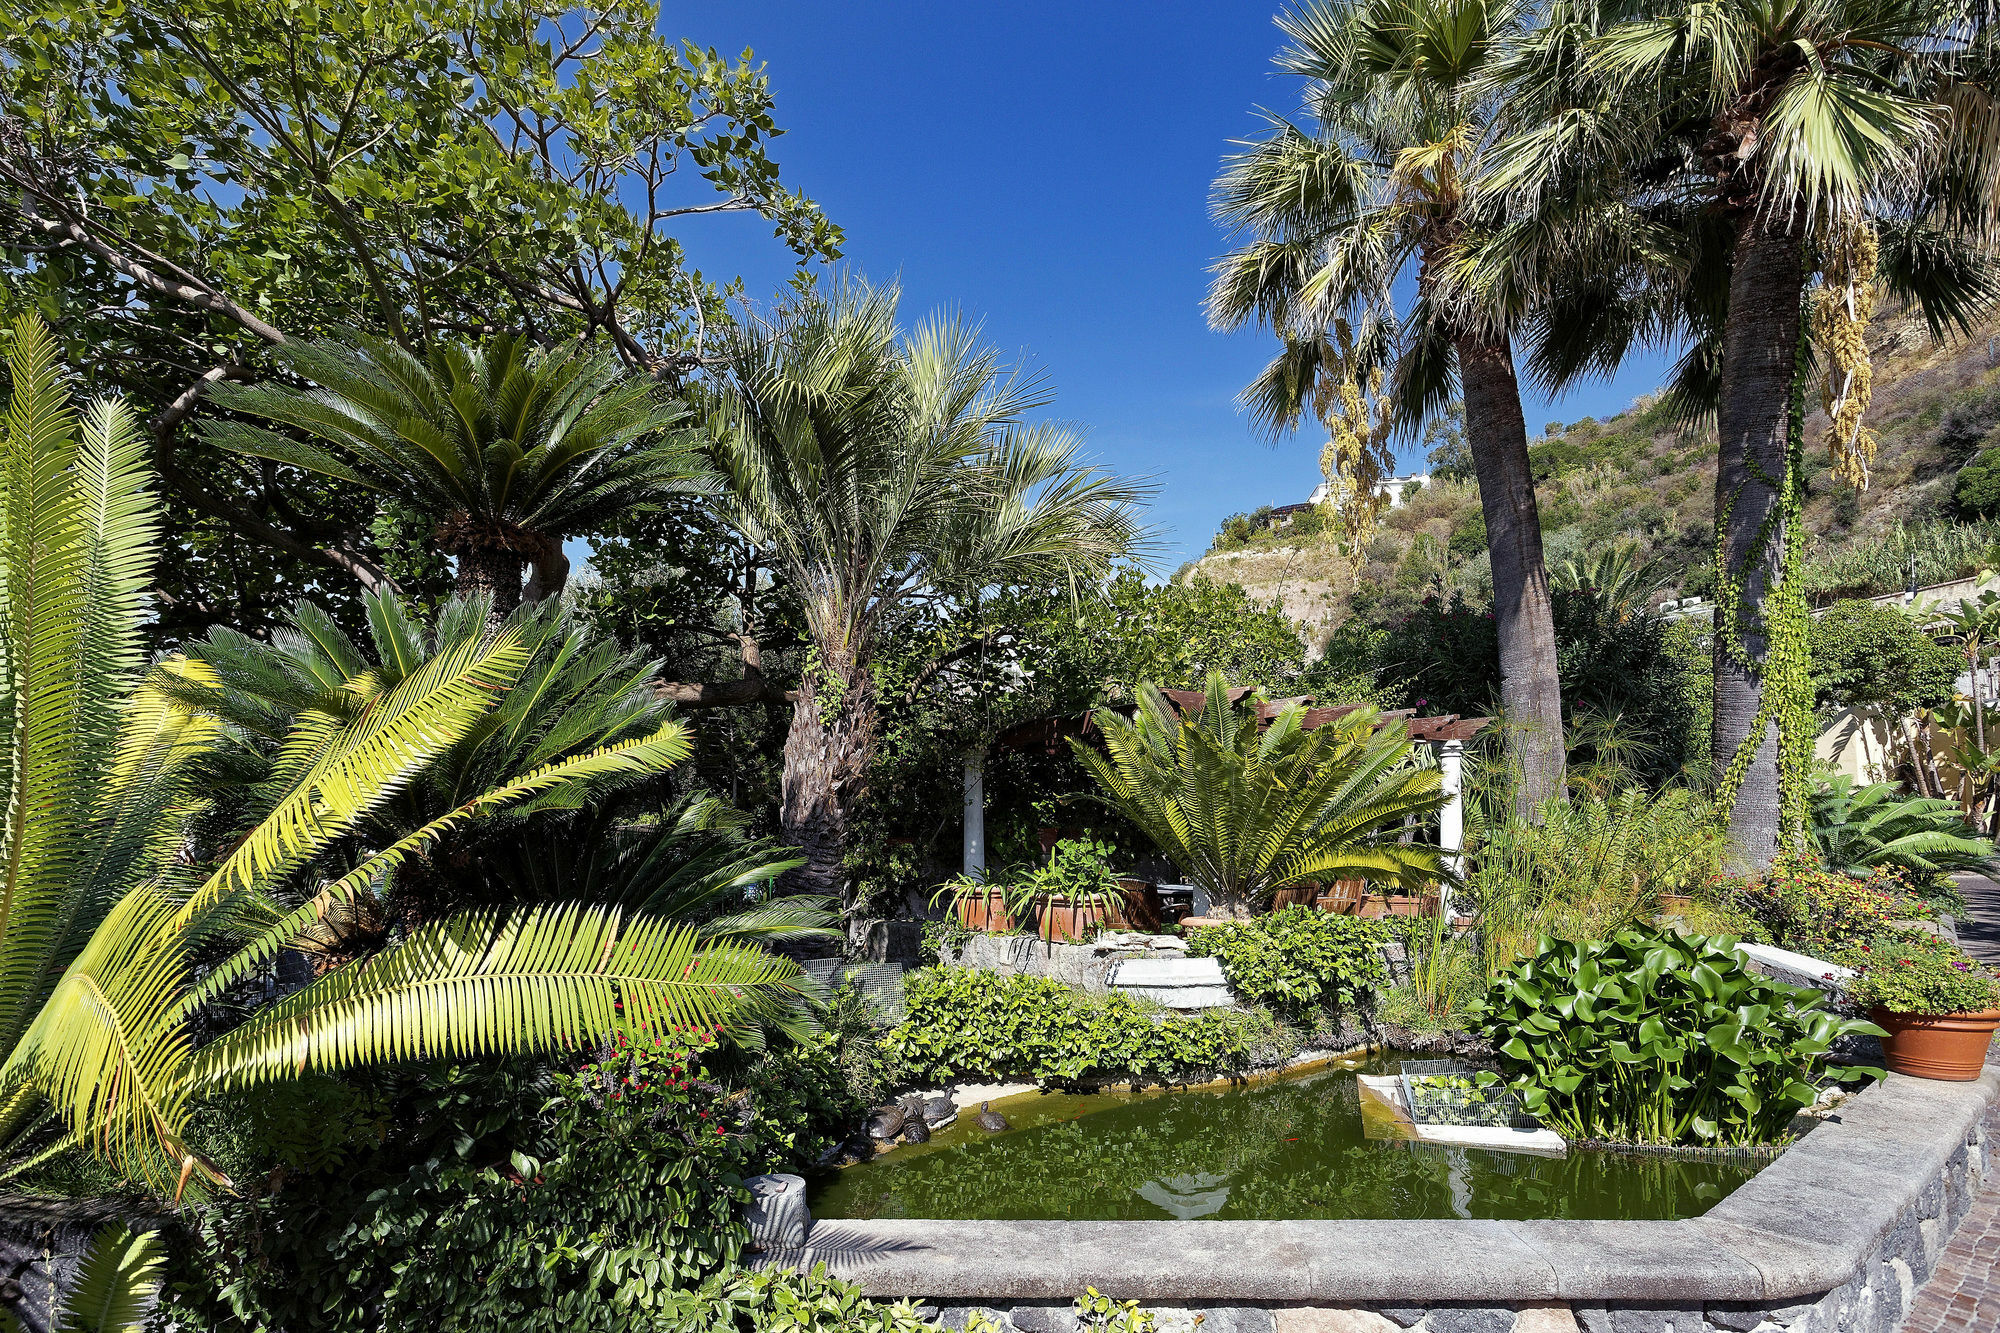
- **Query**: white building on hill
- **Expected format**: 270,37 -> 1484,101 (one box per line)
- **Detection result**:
1307,473 -> 1433,511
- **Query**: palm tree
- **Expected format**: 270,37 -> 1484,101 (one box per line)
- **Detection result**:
0,315 -> 797,1198
1209,0 -> 1569,812
201,331 -> 702,618
1072,673 -> 1446,917
708,279 -> 1152,901
1486,0 -> 2000,863
158,590 -> 825,941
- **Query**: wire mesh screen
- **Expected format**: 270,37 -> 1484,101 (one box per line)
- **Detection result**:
1398,1060 -> 1534,1129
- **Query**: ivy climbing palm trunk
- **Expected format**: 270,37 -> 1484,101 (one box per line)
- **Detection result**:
1458,333 -> 1565,813
1710,220 -> 1806,867
779,647 -> 878,901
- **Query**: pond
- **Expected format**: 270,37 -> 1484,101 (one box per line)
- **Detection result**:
808,1052 -> 1767,1222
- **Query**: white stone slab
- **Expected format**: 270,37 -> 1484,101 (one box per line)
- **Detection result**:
1735,941 -> 1853,994
1110,956 -> 1224,987
1356,1074 -> 1568,1158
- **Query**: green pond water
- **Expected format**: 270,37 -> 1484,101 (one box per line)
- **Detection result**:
808,1053 -> 1765,1222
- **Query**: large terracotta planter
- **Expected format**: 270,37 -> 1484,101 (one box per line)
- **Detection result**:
1870,1006 -> 2000,1081
953,888 -> 1017,934
1037,894 -> 1115,943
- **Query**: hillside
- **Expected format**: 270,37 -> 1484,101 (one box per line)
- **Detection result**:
1185,307 -> 2000,644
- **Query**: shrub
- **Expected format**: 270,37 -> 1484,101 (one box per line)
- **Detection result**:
1475,930 -> 1882,1145
1724,854 -> 1927,957
162,1031 -> 788,1332
660,1263 -> 958,1333
1185,907 -> 1388,1017
880,968 -> 1253,1087
1958,448 -> 2000,517
1842,931 -> 2000,1016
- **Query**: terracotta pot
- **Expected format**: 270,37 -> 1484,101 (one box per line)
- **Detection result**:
1870,1006 -> 2000,1081
953,888 -> 1016,934
1037,894 -> 1114,943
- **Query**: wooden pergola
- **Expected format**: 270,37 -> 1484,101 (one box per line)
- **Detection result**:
963,690 -> 1491,916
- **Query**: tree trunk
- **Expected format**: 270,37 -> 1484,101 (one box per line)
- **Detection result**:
455,546 -> 525,623
1457,333 -> 1566,816
779,647 -> 877,903
1710,218 -> 1805,869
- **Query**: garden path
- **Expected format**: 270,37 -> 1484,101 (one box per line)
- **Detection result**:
1860,877 -> 2000,1330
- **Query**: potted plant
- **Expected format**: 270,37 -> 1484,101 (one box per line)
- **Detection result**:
1846,932 -> 2000,1081
1010,836 -> 1130,943
935,874 -> 1016,934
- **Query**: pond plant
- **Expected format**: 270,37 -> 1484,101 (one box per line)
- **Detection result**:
1475,930 -> 1883,1146
1074,672 -> 1444,917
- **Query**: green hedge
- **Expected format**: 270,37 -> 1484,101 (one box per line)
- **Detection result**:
880,968 -> 1256,1087
1185,906 -> 1388,1016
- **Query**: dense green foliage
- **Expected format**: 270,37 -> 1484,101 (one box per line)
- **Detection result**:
661,1264 -> 973,1333
1725,855 -> 1935,956
879,968 -> 1257,1088
1477,932 -> 1882,1146
1843,932 -> 2000,1015
1186,908 -> 1387,1018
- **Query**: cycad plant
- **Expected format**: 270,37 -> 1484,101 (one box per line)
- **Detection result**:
157,590 -> 826,942
202,331 -> 702,617
709,278 -> 1150,898
1072,672 -> 1445,917
1208,0 -> 1569,811
0,315 -> 798,1199
1808,777 -> 1996,880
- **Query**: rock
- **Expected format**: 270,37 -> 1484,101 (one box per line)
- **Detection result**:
1373,1312 -> 1428,1330
1425,1309 -> 1517,1333
742,1173 -> 809,1250
1273,1309 -> 1398,1333
937,1307 -> 1014,1331
1007,1302 -> 1078,1333
1513,1307 -> 1582,1333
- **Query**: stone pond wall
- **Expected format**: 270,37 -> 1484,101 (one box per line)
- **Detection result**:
756,1073 -> 2000,1333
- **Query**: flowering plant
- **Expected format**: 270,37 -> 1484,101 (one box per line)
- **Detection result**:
1841,931 -> 2000,1016
1725,854 -> 1925,957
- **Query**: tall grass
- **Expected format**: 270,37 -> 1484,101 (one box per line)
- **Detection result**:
1803,520 -> 2000,604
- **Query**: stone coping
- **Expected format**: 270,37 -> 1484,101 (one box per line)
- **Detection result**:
768,1069 -> 1999,1304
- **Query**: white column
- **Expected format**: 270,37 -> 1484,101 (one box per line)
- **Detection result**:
962,748 -> 986,879
1439,738 -> 1465,920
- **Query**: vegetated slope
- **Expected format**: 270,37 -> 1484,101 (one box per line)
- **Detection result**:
1185,307 -> 2000,643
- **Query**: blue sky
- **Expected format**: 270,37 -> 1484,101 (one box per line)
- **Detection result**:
667,0 -> 1674,571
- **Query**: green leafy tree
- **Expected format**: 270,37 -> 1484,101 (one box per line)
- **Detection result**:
1807,600 -> 1958,717
201,331 -> 702,618
1073,673 -> 1444,917
1956,448 -> 2000,517
0,315 -> 798,1205
0,0 -> 838,639
1208,0 -> 1572,812
700,279 -> 1151,901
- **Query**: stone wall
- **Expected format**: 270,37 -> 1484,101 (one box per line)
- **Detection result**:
759,1072 -> 2000,1333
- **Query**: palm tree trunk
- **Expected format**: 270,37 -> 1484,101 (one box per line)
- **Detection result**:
455,547 -> 525,622
1710,218 -> 1805,868
1457,333 -> 1566,815
780,647 -> 877,903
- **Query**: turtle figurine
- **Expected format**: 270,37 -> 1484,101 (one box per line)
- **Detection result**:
973,1101 -> 1009,1133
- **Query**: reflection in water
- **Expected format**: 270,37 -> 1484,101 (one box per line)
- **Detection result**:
808,1054 -> 1765,1223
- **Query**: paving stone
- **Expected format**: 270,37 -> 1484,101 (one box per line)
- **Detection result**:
1006,1301 -> 1078,1333
1272,1309 -> 1399,1333
1424,1308 -> 1516,1333
1510,1304 -> 1579,1333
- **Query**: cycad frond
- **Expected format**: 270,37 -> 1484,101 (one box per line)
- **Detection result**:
187,905 -> 800,1091
47,1225 -> 164,1333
